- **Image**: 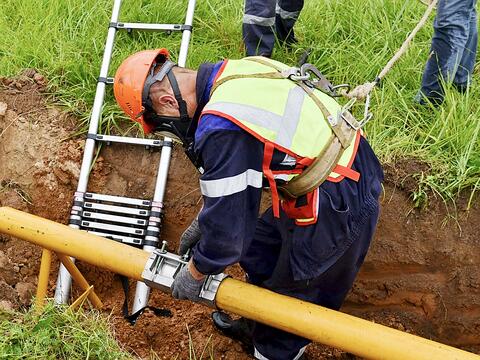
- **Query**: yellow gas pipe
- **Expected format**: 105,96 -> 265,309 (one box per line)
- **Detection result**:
0,206 -> 478,360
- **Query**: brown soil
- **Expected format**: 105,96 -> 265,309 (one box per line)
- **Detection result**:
0,72 -> 479,359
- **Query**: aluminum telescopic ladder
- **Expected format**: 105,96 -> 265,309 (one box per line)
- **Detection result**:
54,0 -> 196,315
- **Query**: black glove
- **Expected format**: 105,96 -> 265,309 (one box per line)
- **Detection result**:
171,264 -> 205,302
178,217 -> 201,256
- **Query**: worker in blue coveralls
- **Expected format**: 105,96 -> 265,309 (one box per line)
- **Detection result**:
114,49 -> 384,360
415,0 -> 477,105
243,0 -> 304,56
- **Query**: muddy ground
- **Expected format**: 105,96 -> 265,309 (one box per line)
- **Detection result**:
0,73 -> 479,359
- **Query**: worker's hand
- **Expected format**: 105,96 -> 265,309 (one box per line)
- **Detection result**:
171,260 -> 205,302
178,217 -> 201,256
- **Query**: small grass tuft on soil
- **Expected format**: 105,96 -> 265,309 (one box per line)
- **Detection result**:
0,302 -> 133,359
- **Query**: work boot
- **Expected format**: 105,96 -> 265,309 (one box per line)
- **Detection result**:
212,311 -> 254,354
413,90 -> 444,107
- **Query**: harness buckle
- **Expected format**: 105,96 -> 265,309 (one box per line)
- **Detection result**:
337,98 -> 359,130
281,67 -> 310,81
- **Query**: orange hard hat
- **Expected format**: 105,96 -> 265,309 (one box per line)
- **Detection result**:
114,48 -> 170,133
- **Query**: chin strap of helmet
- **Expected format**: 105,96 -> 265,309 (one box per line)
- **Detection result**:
146,112 -> 203,172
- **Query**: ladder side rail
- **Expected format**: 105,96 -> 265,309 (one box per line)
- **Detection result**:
178,0 -> 196,67
54,0 -> 124,305
78,0 -> 123,192
131,0 -> 197,313
131,144 -> 172,313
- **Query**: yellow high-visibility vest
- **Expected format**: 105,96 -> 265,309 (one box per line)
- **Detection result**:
201,57 -> 361,220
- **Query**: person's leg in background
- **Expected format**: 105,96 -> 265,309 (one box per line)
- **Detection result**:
453,0 -> 477,92
275,0 -> 305,46
416,0 -> 476,104
243,0 -> 277,56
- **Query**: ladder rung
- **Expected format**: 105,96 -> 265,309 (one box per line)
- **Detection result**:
88,231 -> 143,246
85,192 -> 151,207
84,202 -> 150,216
82,211 -> 147,226
81,220 -> 145,236
113,22 -> 188,32
88,134 -> 169,148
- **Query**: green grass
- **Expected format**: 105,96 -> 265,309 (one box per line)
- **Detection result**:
0,302 -> 133,359
0,0 -> 478,204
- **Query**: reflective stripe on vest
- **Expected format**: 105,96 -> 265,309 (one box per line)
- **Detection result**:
203,85 -> 305,150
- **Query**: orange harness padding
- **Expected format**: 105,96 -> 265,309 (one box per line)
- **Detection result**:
282,188 -> 320,226
262,142 -> 281,217
261,132 -> 362,222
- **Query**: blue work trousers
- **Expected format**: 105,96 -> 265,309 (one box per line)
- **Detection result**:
243,0 -> 304,56
418,0 -> 478,103
240,204 -> 379,359
237,137 -> 383,359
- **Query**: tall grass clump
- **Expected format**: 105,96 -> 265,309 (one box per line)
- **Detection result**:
0,303 -> 133,359
0,0 -> 478,203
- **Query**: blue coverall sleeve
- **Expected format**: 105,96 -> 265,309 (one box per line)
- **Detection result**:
191,128 -> 264,275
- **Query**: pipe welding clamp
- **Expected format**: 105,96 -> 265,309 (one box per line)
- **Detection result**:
142,247 -> 227,308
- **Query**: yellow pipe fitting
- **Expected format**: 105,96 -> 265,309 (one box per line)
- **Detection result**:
35,249 -> 52,310
57,253 -> 103,309
1,206 -> 479,360
69,285 -> 94,311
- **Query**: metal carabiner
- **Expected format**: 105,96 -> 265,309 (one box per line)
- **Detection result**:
330,84 -> 351,97
290,73 -> 311,81
336,96 -> 373,130
298,63 -> 341,97
282,67 -> 310,81
359,93 -> 373,127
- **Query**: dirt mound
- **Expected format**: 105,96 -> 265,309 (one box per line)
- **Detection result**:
0,73 -> 479,358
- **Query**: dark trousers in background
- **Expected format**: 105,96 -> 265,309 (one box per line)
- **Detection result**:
417,0 -> 478,103
243,0 -> 304,56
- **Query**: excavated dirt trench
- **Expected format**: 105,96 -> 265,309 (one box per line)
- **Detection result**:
0,73 -> 479,359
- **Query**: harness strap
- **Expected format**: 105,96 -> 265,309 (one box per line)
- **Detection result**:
298,82 -> 356,149
210,72 -> 283,95
332,164 -> 360,182
244,56 -> 283,70
279,134 -> 344,197
263,142 -> 281,217
243,58 -> 360,197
